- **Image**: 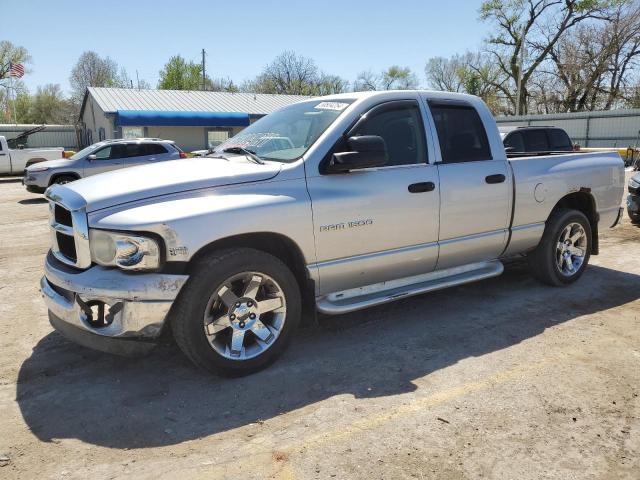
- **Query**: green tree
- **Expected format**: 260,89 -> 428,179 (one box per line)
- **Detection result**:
28,84 -> 74,124
380,66 -> 419,90
353,66 -> 419,91
157,55 -> 204,90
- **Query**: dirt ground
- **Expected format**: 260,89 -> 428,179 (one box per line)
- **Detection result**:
0,174 -> 638,480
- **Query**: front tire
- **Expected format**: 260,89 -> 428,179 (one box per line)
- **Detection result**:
628,208 -> 640,225
527,209 -> 592,286
170,248 -> 301,376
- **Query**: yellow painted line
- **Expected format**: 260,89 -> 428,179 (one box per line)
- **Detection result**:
160,359 -> 551,480
284,359 -> 549,452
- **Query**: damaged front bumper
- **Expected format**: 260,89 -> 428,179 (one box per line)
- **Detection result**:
41,253 -> 189,356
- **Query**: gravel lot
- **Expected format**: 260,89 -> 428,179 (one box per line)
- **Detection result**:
0,175 -> 638,479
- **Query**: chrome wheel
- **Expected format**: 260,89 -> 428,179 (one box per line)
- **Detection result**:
556,222 -> 588,277
203,272 -> 286,361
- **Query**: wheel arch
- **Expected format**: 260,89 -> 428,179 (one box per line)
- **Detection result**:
49,172 -> 81,186
25,158 -> 47,168
550,189 -> 599,255
187,232 -> 317,324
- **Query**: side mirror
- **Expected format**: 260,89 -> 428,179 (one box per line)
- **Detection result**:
87,154 -> 97,161
326,135 -> 388,173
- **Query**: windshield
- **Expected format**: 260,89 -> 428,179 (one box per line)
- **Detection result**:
69,144 -> 98,160
214,99 -> 354,162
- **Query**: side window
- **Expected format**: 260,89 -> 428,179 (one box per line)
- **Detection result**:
524,130 -> 549,151
124,144 -> 144,158
144,144 -> 167,155
93,146 -> 112,160
504,132 -> 525,152
109,144 -> 126,159
352,103 -> 427,166
548,129 -> 572,151
430,105 -> 491,163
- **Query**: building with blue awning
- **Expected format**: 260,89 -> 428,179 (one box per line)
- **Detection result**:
79,87 -> 309,151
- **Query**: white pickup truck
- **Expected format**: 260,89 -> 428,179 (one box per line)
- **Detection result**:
0,135 -> 65,175
40,91 -> 625,376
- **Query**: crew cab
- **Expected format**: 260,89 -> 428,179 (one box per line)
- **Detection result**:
23,138 -> 185,193
40,91 -> 625,376
0,135 -> 65,175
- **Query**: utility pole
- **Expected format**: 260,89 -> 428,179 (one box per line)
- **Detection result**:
136,70 -> 140,89
201,49 -> 206,91
515,25 -> 526,116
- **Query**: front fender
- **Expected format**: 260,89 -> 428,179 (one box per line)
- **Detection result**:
87,177 -> 317,266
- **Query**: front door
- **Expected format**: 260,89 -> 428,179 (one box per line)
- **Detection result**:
84,144 -> 125,177
307,100 -> 440,296
427,100 -> 511,269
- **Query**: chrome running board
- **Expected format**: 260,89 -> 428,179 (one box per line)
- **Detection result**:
317,261 -> 504,315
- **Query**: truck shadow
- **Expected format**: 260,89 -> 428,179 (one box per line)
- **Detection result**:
16,262 -> 640,449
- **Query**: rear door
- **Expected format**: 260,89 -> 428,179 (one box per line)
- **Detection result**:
306,99 -> 440,295
125,143 -> 171,167
427,99 -> 511,269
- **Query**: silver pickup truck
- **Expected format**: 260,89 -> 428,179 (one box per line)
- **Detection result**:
40,91 -> 625,376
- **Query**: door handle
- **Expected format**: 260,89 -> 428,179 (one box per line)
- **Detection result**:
485,174 -> 506,184
408,182 -> 436,193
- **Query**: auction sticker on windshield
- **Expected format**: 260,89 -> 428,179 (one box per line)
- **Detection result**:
315,102 -> 349,111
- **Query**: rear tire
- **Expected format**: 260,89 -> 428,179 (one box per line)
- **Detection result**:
170,248 -> 301,376
628,209 -> 640,225
527,208 -> 592,287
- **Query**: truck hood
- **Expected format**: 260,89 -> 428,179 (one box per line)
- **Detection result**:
50,158 -> 282,212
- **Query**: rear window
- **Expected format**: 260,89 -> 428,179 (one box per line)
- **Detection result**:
504,132 -> 525,152
144,144 -> 168,155
547,129 -> 572,150
430,104 -> 492,163
524,130 -> 549,151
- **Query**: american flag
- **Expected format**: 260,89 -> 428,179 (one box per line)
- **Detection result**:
9,62 -> 24,78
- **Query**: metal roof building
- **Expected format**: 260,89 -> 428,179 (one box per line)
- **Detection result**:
79,87 -> 309,151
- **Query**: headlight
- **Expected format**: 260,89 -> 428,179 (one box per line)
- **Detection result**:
89,230 -> 161,270
630,177 -> 640,189
28,166 -> 49,173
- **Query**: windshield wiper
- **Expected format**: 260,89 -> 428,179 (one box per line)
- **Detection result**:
222,147 -> 265,165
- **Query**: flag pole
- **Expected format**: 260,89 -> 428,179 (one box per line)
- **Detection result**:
12,74 -> 17,125
9,69 -> 18,125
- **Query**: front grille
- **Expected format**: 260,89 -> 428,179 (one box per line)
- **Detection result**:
48,196 -> 91,269
56,231 -> 77,261
54,204 -> 73,226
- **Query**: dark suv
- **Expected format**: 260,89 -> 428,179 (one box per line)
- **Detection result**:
500,126 -> 574,156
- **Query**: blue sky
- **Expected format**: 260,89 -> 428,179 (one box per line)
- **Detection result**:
4,0 -> 489,94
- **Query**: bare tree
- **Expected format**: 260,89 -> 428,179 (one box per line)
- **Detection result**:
480,0 -> 618,114
243,51 -> 347,95
353,70 -> 379,91
69,51 -> 119,104
541,2 -> 640,112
